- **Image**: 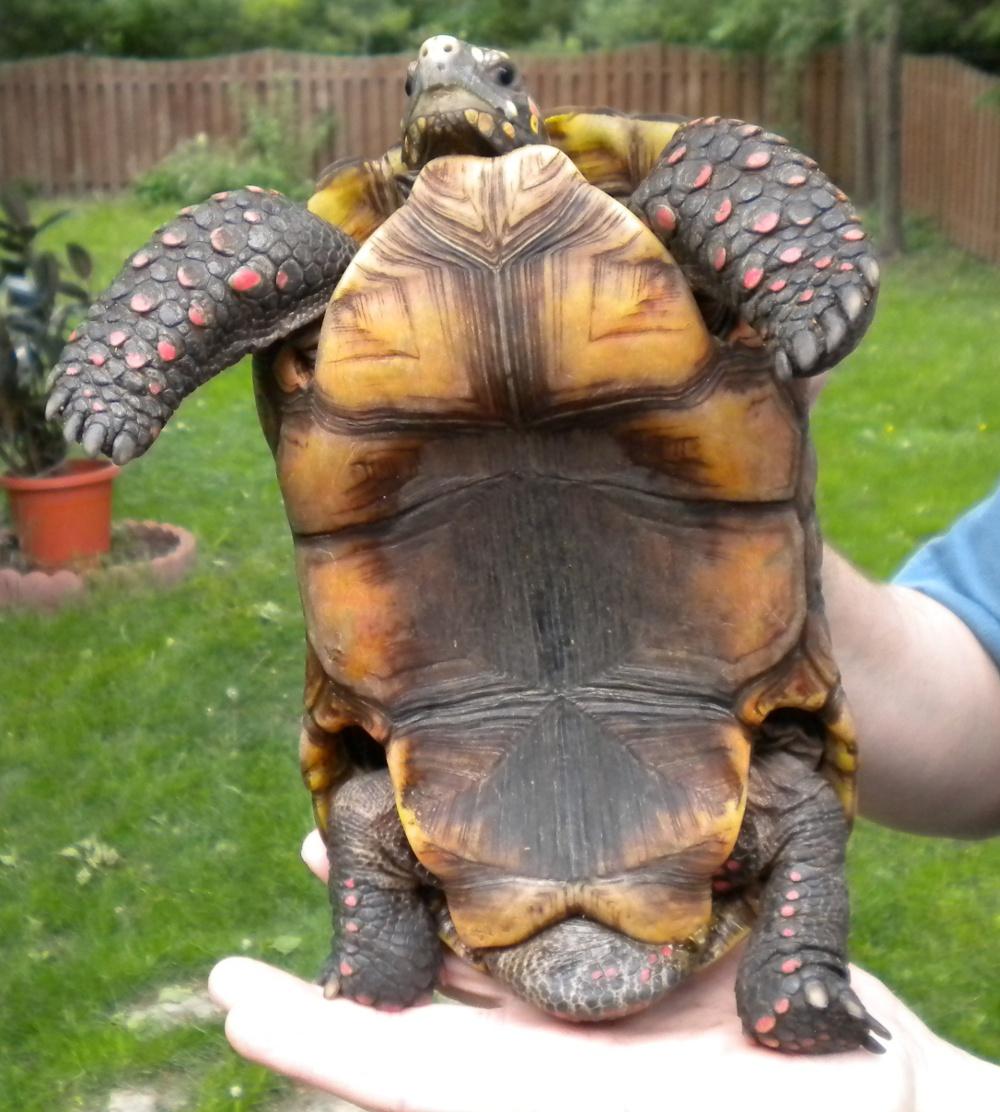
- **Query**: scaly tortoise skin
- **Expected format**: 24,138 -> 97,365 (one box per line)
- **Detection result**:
47,35 -> 887,1054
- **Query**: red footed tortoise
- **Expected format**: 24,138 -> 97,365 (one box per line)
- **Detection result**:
47,35 -> 886,1054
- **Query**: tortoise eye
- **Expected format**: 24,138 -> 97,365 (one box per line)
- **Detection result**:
494,63 -> 517,87
404,75 -> 415,97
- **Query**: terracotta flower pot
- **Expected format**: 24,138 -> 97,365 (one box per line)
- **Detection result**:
1,459 -> 120,569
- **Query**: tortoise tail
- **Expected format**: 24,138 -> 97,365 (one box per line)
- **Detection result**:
46,188 -> 356,464
481,917 -> 698,1021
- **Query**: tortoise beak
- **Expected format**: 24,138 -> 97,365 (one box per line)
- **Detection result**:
402,89 -> 520,168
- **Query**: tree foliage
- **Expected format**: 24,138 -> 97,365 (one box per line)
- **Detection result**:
1,0 -> 998,70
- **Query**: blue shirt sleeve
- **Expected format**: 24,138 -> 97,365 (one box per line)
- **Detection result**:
894,485 -> 1000,667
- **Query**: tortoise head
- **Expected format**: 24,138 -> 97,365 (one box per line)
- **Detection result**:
401,35 -> 548,170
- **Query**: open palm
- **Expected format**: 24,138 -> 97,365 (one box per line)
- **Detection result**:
206,833 -> 991,1112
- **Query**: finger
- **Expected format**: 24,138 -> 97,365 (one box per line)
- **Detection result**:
301,828 -> 329,881
437,953 -> 514,1008
209,956 -> 569,1112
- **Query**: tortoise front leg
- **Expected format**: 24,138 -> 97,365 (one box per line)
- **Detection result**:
46,189 -> 356,464
734,749 -> 890,1054
630,119 -> 880,378
320,770 -> 441,1008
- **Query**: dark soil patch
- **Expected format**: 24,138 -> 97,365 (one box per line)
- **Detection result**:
0,521 -> 179,573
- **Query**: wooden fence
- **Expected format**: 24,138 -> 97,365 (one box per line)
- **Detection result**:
1,46 -> 998,261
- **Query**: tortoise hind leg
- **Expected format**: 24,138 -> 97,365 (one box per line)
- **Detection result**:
320,770 -> 441,1007
734,748 -> 890,1054
629,118 -> 880,377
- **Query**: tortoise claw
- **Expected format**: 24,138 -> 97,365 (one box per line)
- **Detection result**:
821,307 -> 848,355
46,387 -> 69,422
837,283 -> 866,324
790,328 -> 821,376
62,410 -> 86,443
82,422 -> 107,458
858,255 -> 881,288
111,431 -> 138,466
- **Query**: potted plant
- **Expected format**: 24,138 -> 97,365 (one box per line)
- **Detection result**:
0,186 -> 118,568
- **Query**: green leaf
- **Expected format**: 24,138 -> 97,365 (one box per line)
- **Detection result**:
268,934 -> 302,955
65,243 -> 93,280
33,210 -> 69,236
57,281 -> 90,302
0,187 -> 30,228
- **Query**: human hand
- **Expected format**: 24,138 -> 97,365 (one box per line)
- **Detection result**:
209,832 -> 996,1112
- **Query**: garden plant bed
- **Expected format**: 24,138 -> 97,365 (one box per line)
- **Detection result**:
0,519 -> 196,610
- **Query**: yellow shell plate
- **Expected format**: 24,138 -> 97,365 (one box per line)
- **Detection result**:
544,109 -> 683,196
305,111 -> 683,243
312,144 -> 711,415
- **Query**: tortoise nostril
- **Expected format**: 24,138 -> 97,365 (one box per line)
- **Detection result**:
444,43 -> 454,52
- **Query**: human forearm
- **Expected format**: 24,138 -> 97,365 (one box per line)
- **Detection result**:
822,547 -> 1000,837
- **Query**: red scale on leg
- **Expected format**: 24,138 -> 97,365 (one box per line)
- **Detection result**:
229,266 -> 262,293
653,204 -> 677,234
744,150 -> 771,170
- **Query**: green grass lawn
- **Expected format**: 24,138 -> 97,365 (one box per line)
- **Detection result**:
1,199 -> 998,1109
